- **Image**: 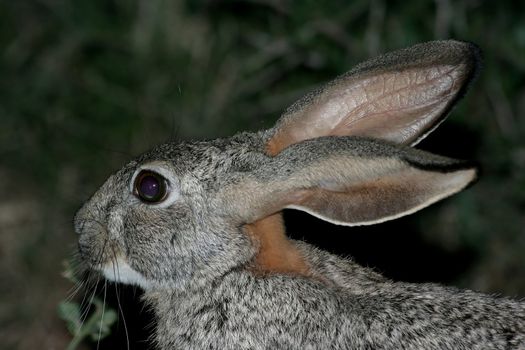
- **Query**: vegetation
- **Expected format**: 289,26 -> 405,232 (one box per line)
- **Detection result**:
0,1 -> 524,348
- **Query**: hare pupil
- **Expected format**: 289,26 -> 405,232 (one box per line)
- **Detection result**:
135,171 -> 166,203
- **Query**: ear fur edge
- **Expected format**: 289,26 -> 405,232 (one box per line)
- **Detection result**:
285,166 -> 477,227
408,41 -> 482,146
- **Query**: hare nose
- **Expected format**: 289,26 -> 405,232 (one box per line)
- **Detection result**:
75,218 -> 111,264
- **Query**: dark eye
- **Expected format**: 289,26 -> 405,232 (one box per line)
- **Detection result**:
134,170 -> 168,203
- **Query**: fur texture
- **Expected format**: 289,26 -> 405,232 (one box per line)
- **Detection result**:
75,40 -> 525,349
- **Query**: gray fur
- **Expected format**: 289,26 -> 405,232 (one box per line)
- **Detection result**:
75,40 -> 524,349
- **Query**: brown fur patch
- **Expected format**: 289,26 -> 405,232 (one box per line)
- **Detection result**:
244,213 -> 311,276
265,134 -> 289,156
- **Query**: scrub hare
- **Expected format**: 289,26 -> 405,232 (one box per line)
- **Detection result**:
75,40 -> 525,349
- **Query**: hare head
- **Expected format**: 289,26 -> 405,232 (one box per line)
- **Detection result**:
75,40 -> 481,291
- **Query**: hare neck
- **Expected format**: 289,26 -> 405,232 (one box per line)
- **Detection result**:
243,213 -> 312,277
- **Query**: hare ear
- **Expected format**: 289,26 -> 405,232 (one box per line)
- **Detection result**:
236,138 -> 477,226
266,40 -> 481,155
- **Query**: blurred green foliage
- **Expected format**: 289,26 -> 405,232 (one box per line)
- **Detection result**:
1,0 -> 525,348
58,259 -> 118,349
58,298 -> 117,350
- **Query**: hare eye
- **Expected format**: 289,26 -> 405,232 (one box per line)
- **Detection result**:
134,170 -> 168,203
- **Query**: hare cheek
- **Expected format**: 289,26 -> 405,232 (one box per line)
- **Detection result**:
107,208 -> 125,240
101,258 -> 150,289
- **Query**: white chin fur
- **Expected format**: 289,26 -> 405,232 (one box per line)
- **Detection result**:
101,258 -> 150,289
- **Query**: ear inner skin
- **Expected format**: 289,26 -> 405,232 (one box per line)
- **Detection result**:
287,166 -> 476,227
266,40 -> 481,156
243,213 -> 312,277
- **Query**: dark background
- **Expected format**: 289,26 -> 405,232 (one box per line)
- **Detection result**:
1,1 -> 524,349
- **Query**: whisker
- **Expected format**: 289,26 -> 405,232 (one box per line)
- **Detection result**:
96,280 -> 108,350
64,279 -> 85,303
77,270 -> 101,319
112,249 -> 131,350
64,254 -> 90,301
78,278 -> 99,332
79,236 -> 108,327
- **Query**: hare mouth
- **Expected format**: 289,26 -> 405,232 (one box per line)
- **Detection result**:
101,257 -> 150,289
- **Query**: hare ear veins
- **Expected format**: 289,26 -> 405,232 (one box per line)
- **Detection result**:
266,40 -> 481,155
